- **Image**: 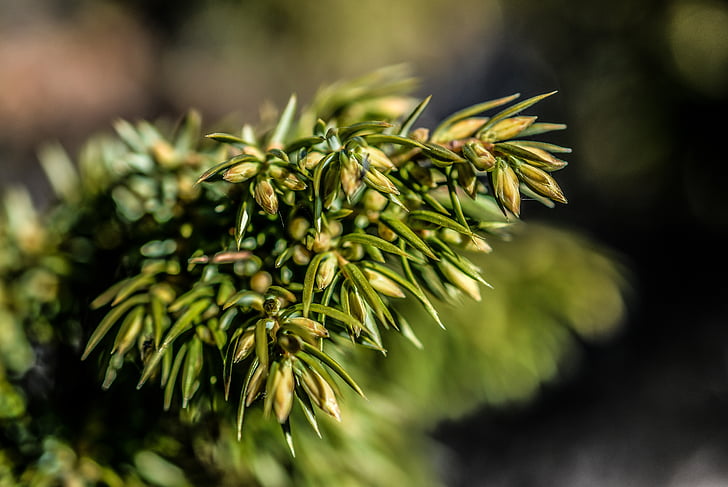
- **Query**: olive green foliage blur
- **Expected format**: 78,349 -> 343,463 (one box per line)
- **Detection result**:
0,69 -> 625,486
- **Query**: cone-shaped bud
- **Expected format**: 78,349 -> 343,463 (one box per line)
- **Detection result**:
516,145 -> 568,171
363,269 -> 405,298
254,179 -> 279,214
481,116 -> 537,142
457,161 -> 478,198
285,317 -> 329,338
315,253 -> 337,291
438,258 -> 481,301
463,141 -> 497,171
303,151 -> 325,170
269,165 -> 307,191
515,162 -> 567,204
274,360 -> 295,423
363,167 -> 399,195
359,146 -> 395,170
300,367 -> 341,421
223,162 -> 260,183
347,287 -> 367,331
233,329 -> 256,363
491,159 -> 521,217
440,117 -> 487,141
340,152 -> 362,198
245,364 -> 267,406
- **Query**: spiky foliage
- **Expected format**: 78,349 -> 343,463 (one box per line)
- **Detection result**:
0,69 -> 608,486
75,69 -> 569,442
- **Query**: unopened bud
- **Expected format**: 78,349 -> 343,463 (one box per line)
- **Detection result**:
303,151 -> 325,170
481,116 -> 536,143
439,117 -> 487,141
438,258 -> 481,301
516,145 -> 568,171
269,165 -> 306,191
245,364 -> 267,406
233,329 -> 256,363
273,359 -> 295,423
288,217 -> 310,241
457,161 -> 477,197
363,167 -> 399,195
491,159 -> 521,217
223,162 -> 260,183
315,253 -> 337,291
515,162 -> 567,204
463,142 -> 496,171
363,269 -> 405,298
254,179 -> 279,214
301,367 -> 341,421
359,146 -> 395,170
285,317 -> 329,338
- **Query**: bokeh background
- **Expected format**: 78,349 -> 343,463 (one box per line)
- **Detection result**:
1,0 -> 727,485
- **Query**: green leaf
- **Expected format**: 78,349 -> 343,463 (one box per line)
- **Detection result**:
338,121 -> 392,141
196,154 -> 258,184
422,143 -> 465,163
398,95 -> 432,137
162,299 -> 213,348
235,196 -> 253,250
432,94 -> 520,141
338,233 -> 414,259
361,260 -> 444,330
303,252 -> 328,318
295,388 -> 322,438
269,95 -> 297,148
181,336 -> 203,408
379,213 -> 438,260
296,303 -> 364,335
90,278 -> 131,310
255,318 -> 269,373
110,305 -> 145,355
164,345 -> 187,411
299,342 -> 365,398
285,136 -> 325,153
515,122 -> 567,138
342,263 -> 395,329
205,132 -> 252,145
82,295 -> 149,360
237,359 -> 259,440
363,134 -> 426,149
493,142 -> 555,165
168,287 -> 215,313
408,209 -> 472,235
111,274 -> 155,307
476,92 -> 557,138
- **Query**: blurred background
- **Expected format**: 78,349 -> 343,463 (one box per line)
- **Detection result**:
1,0 -> 727,485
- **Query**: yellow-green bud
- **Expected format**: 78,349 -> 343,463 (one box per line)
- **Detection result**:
515,162 -> 567,204
223,162 -> 260,183
438,258 -> 481,301
254,179 -> 279,214
363,269 -> 405,298
481,116 -> 536,142
463,141 -> 496,171
273,360 -> 295,423
491,159 -> 521,217
233,329 -> 256,363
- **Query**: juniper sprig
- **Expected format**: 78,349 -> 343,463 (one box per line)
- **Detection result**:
73,70 -> 570,447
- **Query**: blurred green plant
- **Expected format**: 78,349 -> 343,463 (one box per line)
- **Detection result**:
0,68 -> 625,486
